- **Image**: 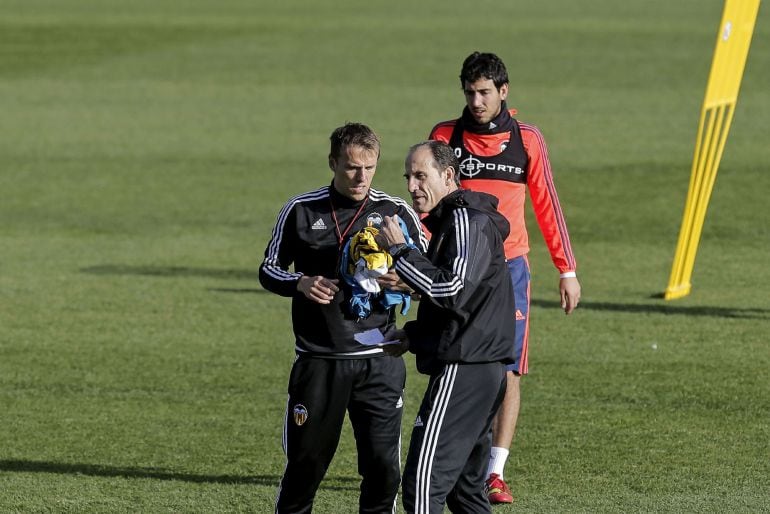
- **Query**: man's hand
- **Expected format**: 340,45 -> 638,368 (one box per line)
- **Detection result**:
560,276 -> 581,314
382,329 -> 410,357
377,215 -> 407,248
297,275 -> 339,304
376,270 -> 413,293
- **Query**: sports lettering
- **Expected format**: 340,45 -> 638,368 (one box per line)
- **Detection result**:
459,156 -> 524,178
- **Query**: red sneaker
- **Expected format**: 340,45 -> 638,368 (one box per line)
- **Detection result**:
485,473 -> 514,504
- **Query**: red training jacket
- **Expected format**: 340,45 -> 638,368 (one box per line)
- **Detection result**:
430,109 -> 576,273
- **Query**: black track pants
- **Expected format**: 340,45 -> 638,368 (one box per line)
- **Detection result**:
402,362 -> 507,514
275,354 -> 406,514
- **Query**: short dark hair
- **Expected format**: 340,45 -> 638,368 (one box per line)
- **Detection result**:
329,122 -> 380,161
407,140 -> 461,186
459,51 -> 509,89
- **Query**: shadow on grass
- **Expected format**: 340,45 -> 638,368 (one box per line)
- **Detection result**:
207,287 -> 265,294
0,459 -> 358,489
80,264 -> 259,282
531,298 -> 770,319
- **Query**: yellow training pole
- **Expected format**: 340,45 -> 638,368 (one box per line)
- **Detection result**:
664,0 -> 760,300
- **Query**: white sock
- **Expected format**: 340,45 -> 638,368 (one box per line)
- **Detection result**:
487,447 -> 509,478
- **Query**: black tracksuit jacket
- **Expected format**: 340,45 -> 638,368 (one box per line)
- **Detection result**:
392,189 -> 517,374
259,183 -> 427,356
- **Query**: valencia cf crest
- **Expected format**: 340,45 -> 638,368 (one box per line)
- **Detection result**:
293,404 -> 308,426
366,212 -> 383,227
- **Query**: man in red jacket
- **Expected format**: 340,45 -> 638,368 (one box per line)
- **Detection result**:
429,51 -> 582,504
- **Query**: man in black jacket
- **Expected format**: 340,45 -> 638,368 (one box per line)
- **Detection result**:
378,140 -> 516,514
259,122 -> 427,514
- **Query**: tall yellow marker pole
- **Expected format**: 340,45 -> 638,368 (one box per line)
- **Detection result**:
665,0 -> 761,300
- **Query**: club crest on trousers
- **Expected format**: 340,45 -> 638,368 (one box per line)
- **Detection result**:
293,404 -> 308,426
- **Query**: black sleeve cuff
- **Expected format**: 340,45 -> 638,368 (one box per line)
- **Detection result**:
388,243 -> 411,260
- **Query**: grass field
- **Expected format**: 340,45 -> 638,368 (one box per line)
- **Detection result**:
1,0 -> 769,512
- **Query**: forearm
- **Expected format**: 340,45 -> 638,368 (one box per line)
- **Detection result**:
259,261 -> 301,297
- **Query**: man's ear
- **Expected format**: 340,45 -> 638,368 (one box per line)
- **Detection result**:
445,166 -> 456,186
328,156 -> 336,171
499,83 -> 509,101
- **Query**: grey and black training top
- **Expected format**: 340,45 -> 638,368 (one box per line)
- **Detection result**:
259,183 -> 427,357
391,189 -> 517,375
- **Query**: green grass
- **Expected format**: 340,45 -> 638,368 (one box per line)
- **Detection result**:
1,0 -> 769,511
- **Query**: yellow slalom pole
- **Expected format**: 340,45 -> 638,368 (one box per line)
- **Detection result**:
664,0 -> 760,300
